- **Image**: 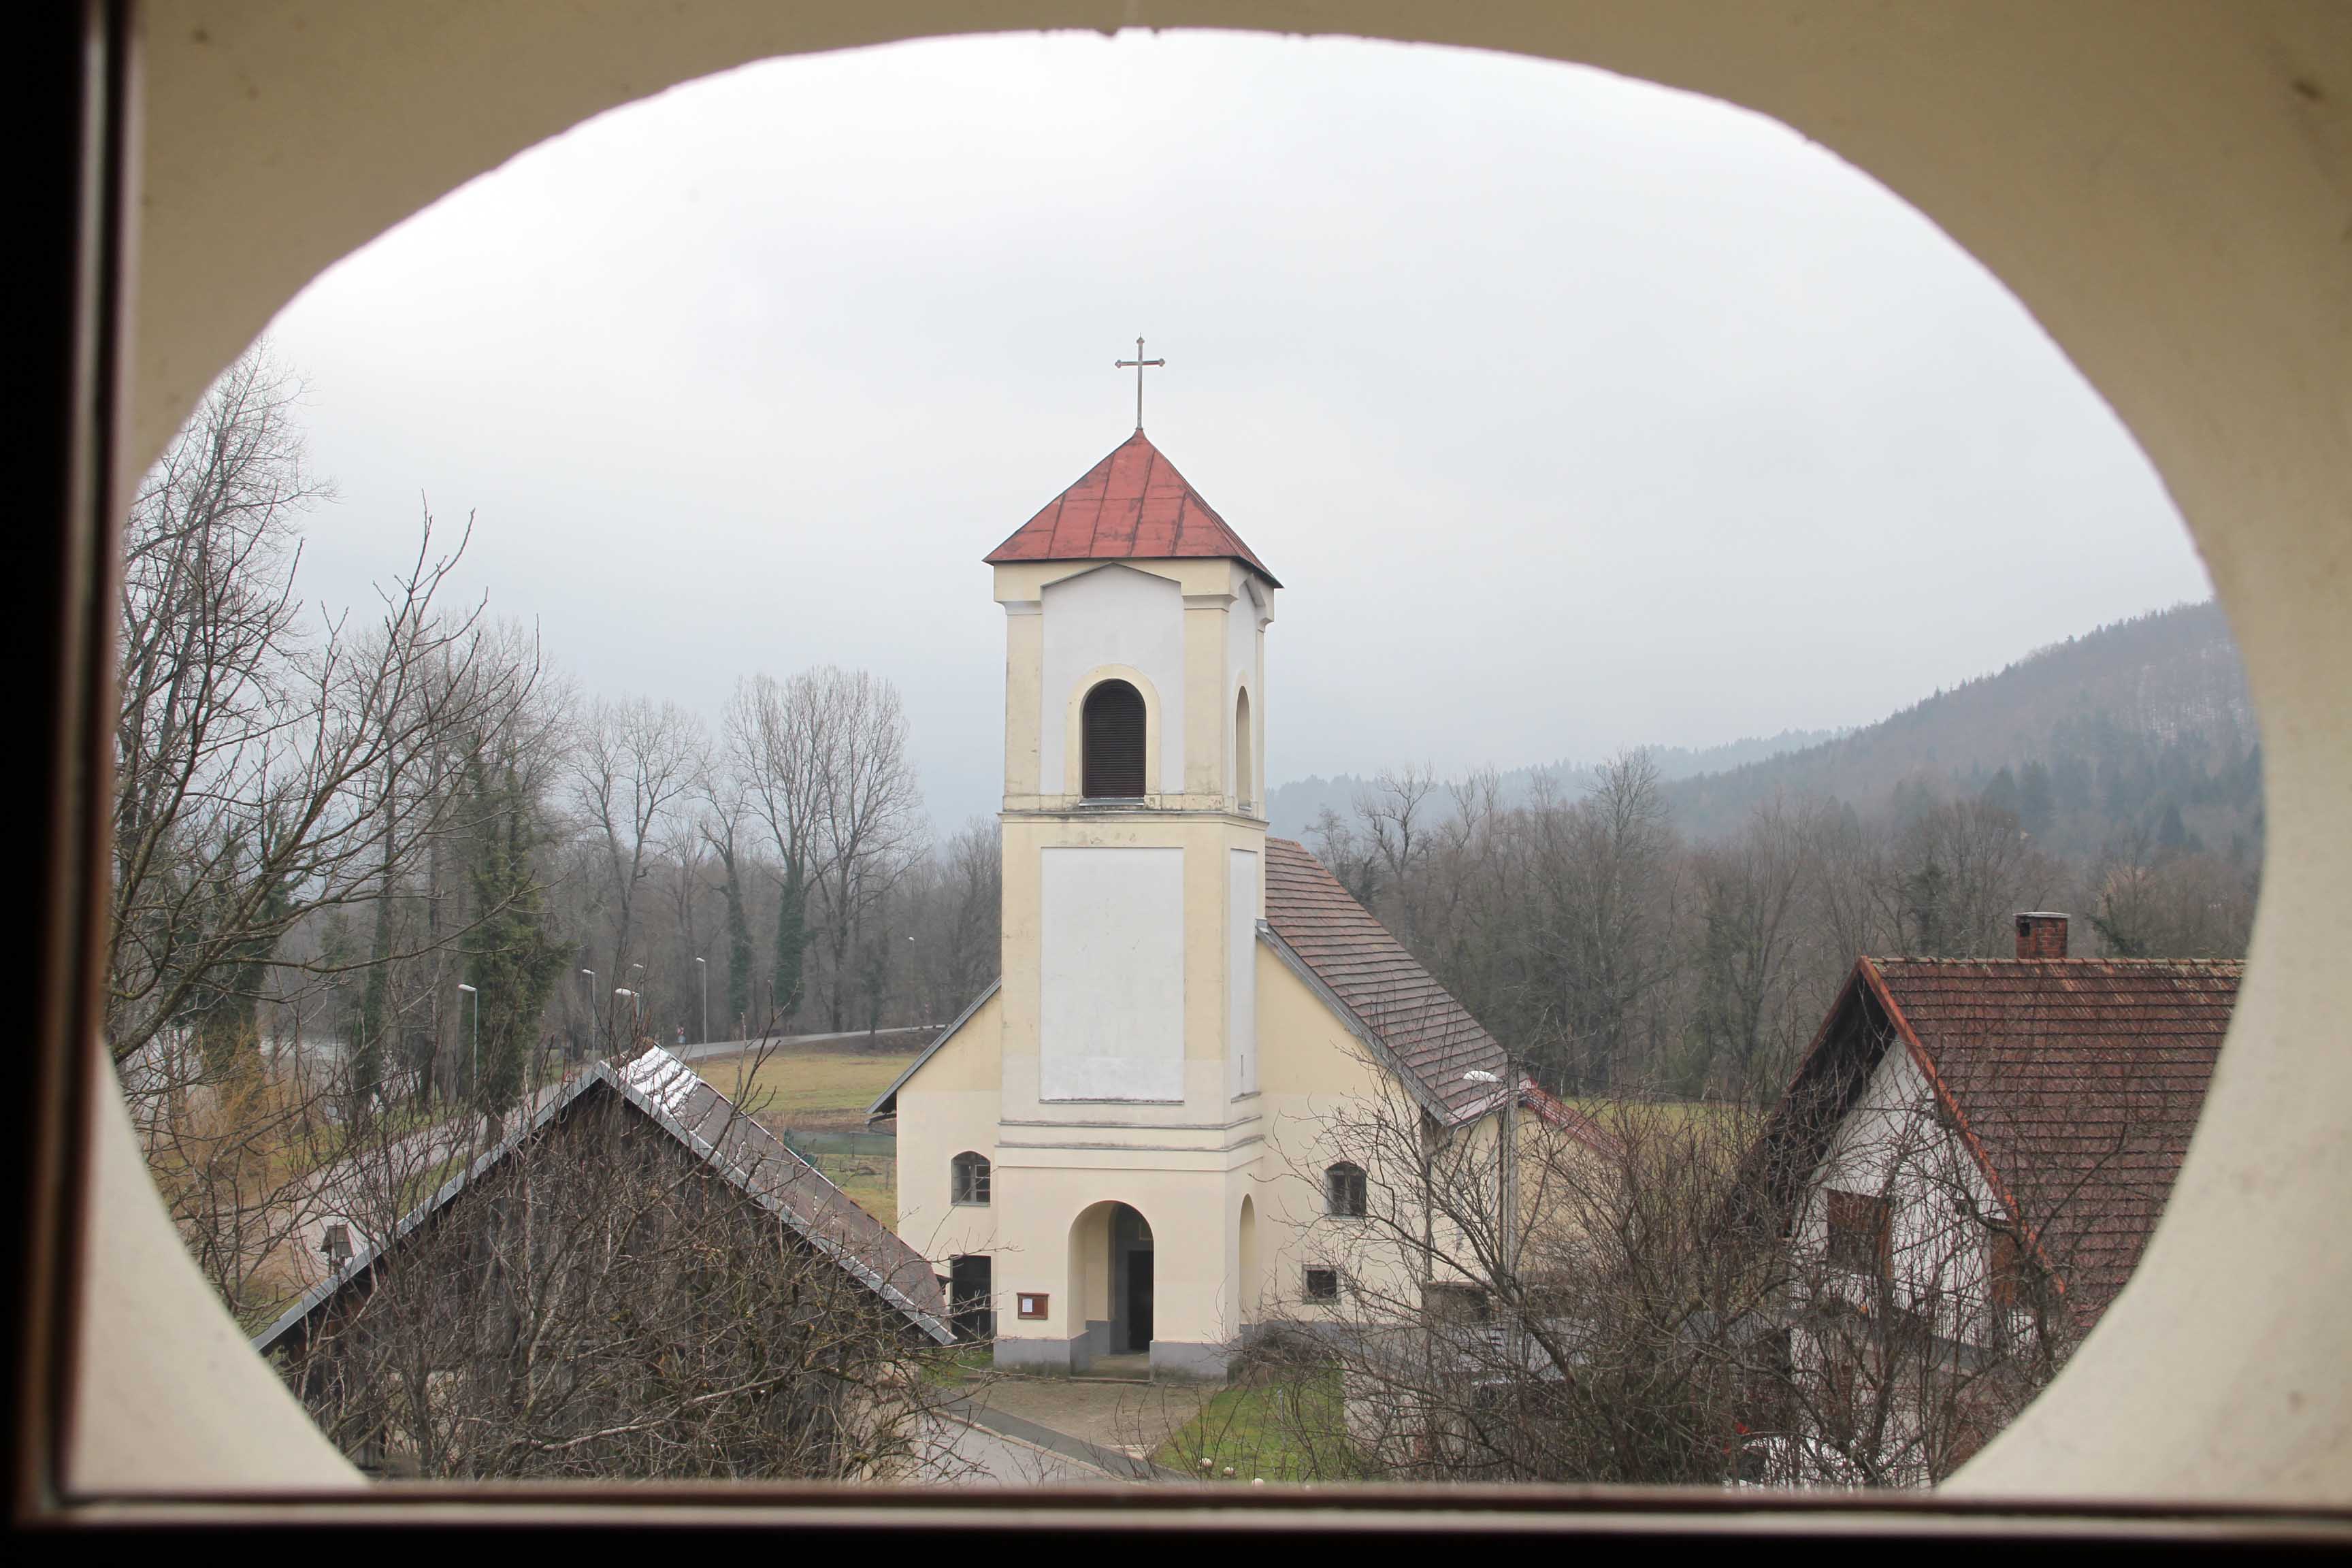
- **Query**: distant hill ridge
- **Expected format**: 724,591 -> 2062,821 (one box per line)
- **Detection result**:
1266,728 -> 1843,840
1661,601 -> 2252,847
1269,600 -> 2255,854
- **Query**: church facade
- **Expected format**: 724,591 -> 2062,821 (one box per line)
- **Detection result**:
870,429 -> 1523,1380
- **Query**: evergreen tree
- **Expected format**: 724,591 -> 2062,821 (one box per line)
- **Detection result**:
721,860 -> 753,1035
2156,799 -> 2191,856
463,753 -> 565,1110
772,858 -> 807,1026
1904,855 -> 1952,956
2017,760 -> 2055,837
186,826 -> 289,1074
1980,766 -> 2020,822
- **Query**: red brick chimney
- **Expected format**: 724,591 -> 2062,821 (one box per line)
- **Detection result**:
2014,911 -> 2070,959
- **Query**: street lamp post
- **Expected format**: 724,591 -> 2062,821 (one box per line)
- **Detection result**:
694,956 -> 707,1046
615,988 -> 639,1043
456,982 -> 478,1104
580,969 -> 596,1057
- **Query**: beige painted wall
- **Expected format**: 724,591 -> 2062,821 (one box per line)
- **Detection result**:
1251,947 -> 1433,1324
892,990 -> 1005,1269
995,557 -> 1271,815
88,0 -> 2352,1501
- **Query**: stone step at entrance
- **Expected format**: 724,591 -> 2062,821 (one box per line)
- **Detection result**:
1073,1351 -> 1152,1383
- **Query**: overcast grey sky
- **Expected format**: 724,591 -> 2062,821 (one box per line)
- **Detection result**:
262,30 -> 2210,832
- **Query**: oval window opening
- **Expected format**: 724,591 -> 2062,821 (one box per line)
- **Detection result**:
125,26 -> 2245,1498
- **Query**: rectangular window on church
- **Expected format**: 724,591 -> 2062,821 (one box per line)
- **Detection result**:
1303,1266 -> 1341,1303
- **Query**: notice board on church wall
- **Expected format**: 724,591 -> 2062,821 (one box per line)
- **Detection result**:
1039,845 -> 1185,1101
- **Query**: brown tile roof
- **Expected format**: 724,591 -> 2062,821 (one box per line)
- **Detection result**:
983,429 -> 1279,585
1760,956 -> 2239,1324
1263,836 -> 1514,1124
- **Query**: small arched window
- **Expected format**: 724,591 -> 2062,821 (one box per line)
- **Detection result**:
1326,1161 -> 1367,1218
1235,687 -> 1254,811
1081,679 -> 1146,799
951,1151 -> 992,1207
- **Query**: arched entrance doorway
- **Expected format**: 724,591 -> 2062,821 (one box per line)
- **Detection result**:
1068,1200 -> 1154,1371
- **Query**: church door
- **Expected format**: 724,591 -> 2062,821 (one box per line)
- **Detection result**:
1126,1252 -> 1154,1351
949,1254 -> 994,1342
1108,1203 -> 1155,1355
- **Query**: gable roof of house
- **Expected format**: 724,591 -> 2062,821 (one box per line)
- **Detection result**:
982,429 -> 1279,585
1751,955 -> 2240,1323
257,1048 -> 954,1357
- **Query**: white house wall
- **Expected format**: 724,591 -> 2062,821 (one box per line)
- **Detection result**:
1797,1045 -> 2005,1345
1040,565 -> 1186,797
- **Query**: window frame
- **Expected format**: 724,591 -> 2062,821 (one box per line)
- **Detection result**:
1824,1187 -> 1893,1281
1325,1160 -> 1368,1219
950,1149 -> 992,1207
12,3 -> 2350,1546
1079,677 -> 1147,800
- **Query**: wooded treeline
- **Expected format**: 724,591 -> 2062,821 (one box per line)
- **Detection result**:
121,345 -> 2261,1125
113,346 -> 1002,1132
1309,745 -> 2259,1096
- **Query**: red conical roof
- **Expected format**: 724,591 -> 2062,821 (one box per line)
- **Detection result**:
984,430 -> 1279,585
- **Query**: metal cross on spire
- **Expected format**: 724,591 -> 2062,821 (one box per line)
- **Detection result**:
1115,336 -> 1165,431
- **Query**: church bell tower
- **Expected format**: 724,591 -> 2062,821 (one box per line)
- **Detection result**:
981,423 -> 1277,1379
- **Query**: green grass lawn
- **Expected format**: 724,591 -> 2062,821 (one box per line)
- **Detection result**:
687,1044 -> 918,1218
690,1045 -> 918,1132
1154,1367 -> 1362,1482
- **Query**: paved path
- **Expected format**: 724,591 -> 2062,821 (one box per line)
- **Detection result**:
918,1414 -> 1128,1486
674,1026 -> 941,1064
948,1376 -> 1209,1481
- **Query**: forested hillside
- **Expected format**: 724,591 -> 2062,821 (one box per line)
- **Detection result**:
1662,601 -> 2258,857
1303,601 -> 2261,1098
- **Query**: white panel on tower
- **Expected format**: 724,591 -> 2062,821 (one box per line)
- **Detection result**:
1040,845 -> 1186,1101
1229,848 -> 1258,1097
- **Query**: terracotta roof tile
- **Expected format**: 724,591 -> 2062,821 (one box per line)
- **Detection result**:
1757,957 -> 2239,1326
985,429 -> 1279,585
1264,836 -> 1510,1123
1866,957 -> 2237,1320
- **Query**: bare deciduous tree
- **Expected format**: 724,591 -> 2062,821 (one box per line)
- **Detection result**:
570,696 -> 704,1043
269,1051 -> 975,1481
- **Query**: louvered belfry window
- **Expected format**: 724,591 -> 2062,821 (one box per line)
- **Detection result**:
1082,680 -> 1147,799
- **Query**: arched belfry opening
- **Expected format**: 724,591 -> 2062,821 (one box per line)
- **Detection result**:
1081,679 -> 1146,799
1235,687 -> 1254,811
